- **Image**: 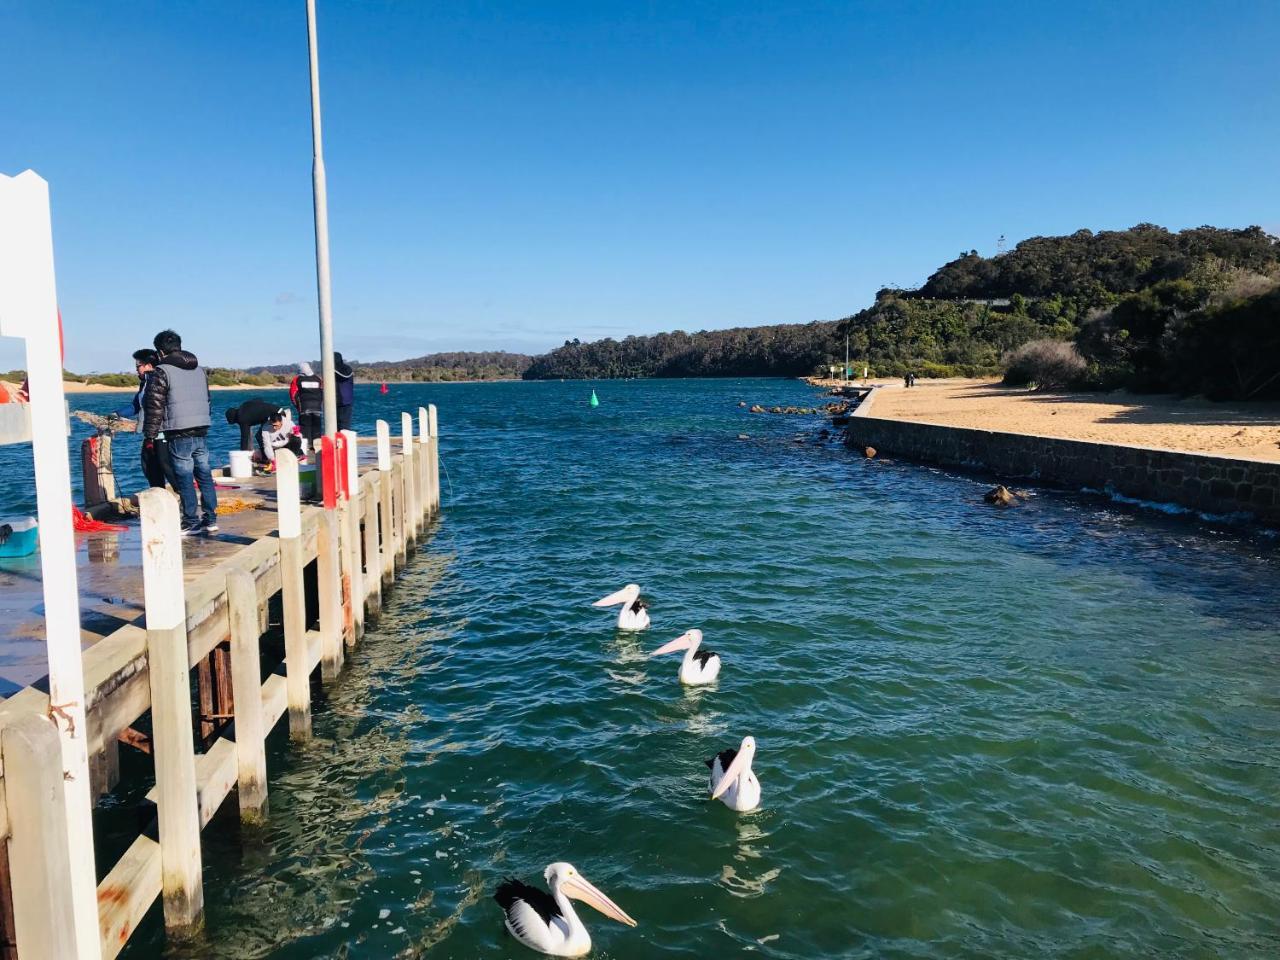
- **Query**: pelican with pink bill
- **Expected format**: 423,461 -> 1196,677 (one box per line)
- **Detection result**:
592,583 -> 649,631
650,627 -> 721,685
494,862 -> 638,956
707,736 -> 762,812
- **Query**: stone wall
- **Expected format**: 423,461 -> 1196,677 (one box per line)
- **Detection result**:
845,394 -> 1280,527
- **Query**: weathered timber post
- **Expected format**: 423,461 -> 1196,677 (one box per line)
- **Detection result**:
2,714 -> 81,958
341,429 -> 362,643
376,420 -> 395,589
391,458 -> 407,571
362,470 -> 383,620
428,404 -> 441,513
400,411 -> 418,551
317,439 -> 343,681
418,406 -> 431,521
225,567 -> 268,822
138,488 -> 204,934
275,451 -> 311,739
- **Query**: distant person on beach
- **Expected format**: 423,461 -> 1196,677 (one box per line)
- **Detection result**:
334,352 -> 355,430
255,408 -> 303,466
289,361 -> 324,450
225,398 -> 285,451
119,348 -> 176,490
144,329 -> 217,535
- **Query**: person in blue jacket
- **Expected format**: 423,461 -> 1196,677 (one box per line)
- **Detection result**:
118,349 -> 176,490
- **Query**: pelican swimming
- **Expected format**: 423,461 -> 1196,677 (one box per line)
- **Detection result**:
707,736 -> 761,812
593,584 -> 650,631
650,628 -> 721,685
494,862 -> 638,956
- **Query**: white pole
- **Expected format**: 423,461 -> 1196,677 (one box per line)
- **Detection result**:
0,171 -> 101,960
306,0 -> 338,439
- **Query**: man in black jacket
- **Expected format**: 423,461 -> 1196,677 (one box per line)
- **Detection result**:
144,329 -> 218,535
225,398 -> 285,451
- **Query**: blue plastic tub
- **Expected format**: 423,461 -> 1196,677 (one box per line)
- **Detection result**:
0,518 -> 37,558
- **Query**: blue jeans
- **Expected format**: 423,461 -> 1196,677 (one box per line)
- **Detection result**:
167,434 -> 218,527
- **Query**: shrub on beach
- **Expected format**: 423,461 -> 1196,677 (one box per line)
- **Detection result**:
1002,339 -> 1087,389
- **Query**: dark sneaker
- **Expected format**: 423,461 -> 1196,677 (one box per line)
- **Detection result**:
203,519 -> 219,534
180,521 -> 201,538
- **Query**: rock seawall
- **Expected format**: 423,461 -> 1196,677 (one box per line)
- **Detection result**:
844,389 -> 1280,527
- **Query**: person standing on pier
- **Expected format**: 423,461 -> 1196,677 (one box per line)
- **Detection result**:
144,329 -> 218,535
334,351 -> 355,430
118,348 -> 177,490
289,361 -> 324,451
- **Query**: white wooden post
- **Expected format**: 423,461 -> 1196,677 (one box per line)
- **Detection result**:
400,411 -> 417,550
418,406 -> 431,521
0,170 -> 102,959
226,567 -> 268,822
341,428 -> 363,642
428,404 -> 440,513
139,488 -> 204,933
275,451 -> 311,738
317,504 -> 343,680
362,471 -> 383,620
2,714 -> 81,958
376,420 -> 395,587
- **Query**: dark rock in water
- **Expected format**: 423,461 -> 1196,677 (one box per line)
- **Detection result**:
818,429 -> 830,439
984,485 -> 1017,506
771,406 -> 783,414
738,434 -> 750,440
793,437 -> 805,444
750,404 -> 765,413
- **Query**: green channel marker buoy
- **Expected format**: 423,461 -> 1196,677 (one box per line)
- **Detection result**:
589,389 -> 599,407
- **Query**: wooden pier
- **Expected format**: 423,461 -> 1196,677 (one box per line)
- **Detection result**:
0,408 -> 441,960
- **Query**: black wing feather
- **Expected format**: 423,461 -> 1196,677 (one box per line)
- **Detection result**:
705,747 -> 737,770
494,878 -> 562,928
692,649 -> 719,667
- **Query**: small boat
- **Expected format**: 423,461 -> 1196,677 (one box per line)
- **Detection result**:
0,518 -> 38,558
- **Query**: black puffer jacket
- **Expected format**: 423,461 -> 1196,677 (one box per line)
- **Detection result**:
143,350 -> 209,439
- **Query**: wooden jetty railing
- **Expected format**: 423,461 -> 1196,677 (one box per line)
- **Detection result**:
0,407 -> 441,960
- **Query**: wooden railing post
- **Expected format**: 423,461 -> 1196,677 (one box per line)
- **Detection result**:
363,471 -> 383,621
225,568 -> 268,822
274,451 -> 311,739
316,440 -> 343,682
418,406 -> 431,521
341,429 -> 363,643
376,420 -> 395,588
2,714 -> 81,958
138,488 -> 204,935
428,404 -> 440,513
400,412 -> 418,551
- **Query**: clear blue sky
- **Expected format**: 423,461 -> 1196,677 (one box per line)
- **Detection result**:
2,1 -> 1277,372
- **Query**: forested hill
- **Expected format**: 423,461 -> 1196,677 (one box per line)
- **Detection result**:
247,351 -> 532,382
521,322 -> 841,380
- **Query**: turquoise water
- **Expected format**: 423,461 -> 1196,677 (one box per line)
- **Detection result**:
15,379 -> 1280,958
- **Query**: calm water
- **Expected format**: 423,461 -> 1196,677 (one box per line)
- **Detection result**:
8,379 -> 1280,958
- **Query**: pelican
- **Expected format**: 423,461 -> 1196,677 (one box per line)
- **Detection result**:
494,862 -> 638,956
707,736 -> 761,812
593,584 -> 650,631
650,629 -> 721,685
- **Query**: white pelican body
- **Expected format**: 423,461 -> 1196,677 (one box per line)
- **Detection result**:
651,629 -> 721,685
494,862 -> 637,957
707,736 -> 761,812
593,584 -> 650,631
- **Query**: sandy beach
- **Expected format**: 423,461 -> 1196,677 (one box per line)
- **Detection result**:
860,378 -> 1280,462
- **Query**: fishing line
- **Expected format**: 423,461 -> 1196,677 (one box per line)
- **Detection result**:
440,455 -> 455,503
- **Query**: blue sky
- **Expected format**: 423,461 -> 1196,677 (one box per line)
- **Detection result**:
2,1 -> 1277,372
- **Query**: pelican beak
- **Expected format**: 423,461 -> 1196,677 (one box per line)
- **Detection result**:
593,586 -> 636,608
561,874 -> 638,928
711,746 -> 754,800
650,631 -> 693,657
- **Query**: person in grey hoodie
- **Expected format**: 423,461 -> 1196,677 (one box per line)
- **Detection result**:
143,329 -> 218,535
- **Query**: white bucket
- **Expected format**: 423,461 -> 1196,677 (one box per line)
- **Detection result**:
228,449 -> 253,479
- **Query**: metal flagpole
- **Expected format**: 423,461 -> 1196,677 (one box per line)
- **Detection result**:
306,0 -> 338,438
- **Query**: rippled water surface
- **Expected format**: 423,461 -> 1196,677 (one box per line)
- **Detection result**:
85,378 -> 1280,958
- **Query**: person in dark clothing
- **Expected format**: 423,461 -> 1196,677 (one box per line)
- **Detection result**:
225,398 -> 285,451
118,349 -> 177,490
334,352 -> 355,431
144,329 -> 218,535
289,361 -> 324,450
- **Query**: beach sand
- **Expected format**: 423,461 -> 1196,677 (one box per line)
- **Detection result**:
862,378 -> 1280,462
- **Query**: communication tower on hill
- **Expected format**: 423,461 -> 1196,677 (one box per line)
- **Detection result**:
997,234 -> 1007,255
